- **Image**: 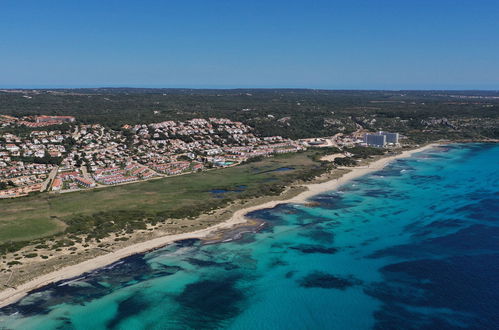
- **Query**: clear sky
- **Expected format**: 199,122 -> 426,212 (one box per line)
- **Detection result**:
1,0 -> 498,89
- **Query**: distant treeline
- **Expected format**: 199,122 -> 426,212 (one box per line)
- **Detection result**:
1,89 -> 498,141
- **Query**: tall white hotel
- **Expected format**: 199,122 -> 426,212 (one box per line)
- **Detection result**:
364,131 -> 399,147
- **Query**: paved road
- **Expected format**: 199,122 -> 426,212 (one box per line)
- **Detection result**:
41,166 -> 59,192
81,166 -> 92,181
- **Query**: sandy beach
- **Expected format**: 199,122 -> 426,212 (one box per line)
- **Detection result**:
0,143 -> 438,308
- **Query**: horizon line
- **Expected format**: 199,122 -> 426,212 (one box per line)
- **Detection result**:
1,86 -> 499,92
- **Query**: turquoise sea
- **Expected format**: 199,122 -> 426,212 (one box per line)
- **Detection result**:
1,143 -> 498,329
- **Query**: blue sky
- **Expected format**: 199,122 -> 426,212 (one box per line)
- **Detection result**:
1,0 -> 498,89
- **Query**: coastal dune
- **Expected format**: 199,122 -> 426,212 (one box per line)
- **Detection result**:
0,144 -> 437,308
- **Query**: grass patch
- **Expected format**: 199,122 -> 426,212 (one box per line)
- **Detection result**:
0,151 -> 331,251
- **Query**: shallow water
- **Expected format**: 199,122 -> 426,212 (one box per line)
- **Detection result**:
210,185 -> 247,198
1,143 -> 498,329
269,167 -> 295,172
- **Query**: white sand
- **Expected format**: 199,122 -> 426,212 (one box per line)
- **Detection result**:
0,143 -> 437,308
319,153 -> 346,162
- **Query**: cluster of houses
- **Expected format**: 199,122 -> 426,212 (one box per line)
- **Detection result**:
1,114 -> 75,128
0,115 -> 18,128
68,118 -> 304,179
92,163 -> 156,185
51,171 -> 96,191
1,130 -> 70,158
14,115 -> 76,128
0,162 -> 54,185
1,113 -> 400,198
0,128 -> 75,197
148,161 -> 202,176
0,182 -> 42,198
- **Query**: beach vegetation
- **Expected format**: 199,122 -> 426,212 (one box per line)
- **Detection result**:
0,151 -> 332,256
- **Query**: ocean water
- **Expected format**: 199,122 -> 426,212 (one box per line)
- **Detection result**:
1,143 -> 498,330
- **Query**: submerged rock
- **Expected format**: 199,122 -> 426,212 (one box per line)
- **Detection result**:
290,244 -> 338,254
298,271 -> 360,289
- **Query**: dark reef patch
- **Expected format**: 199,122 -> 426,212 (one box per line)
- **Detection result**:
290,244 -> 338,254
246,204 -> 291,226
370,224 -> 499,259
186,258 -> 239,270
363,189 -> 393,198
294,214 -> 334,227
456,197 -> 499,222
107,293 -> 151,329
0,254 -> 182,318
298,271 -> 360,290
309,193 -> 355,210
298,228 -> 335,244
409,174 -> 442,183
372,302 -> 477,330
366,253 -> 499,329
270,241 -> 289,249
406,218 -> 466,239
54,316 -> 74,328
174,238 -> 201,247
361,237 -> 380,246
229,232 -> 259,245
268,257 -> 289,268
174,274 -> 246,328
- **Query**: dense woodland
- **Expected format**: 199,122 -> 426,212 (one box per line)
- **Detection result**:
1,89 -> 498,142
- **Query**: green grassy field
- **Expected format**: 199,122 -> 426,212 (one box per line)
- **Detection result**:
0,151 -> 326,246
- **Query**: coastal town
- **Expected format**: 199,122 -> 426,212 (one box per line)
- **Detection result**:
0,114 -> 399,198
1,0 -> 498,325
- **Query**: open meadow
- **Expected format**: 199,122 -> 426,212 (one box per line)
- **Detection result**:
0,151 -> 327,249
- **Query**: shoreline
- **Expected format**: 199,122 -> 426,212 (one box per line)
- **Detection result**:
0,143 -> 438,308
